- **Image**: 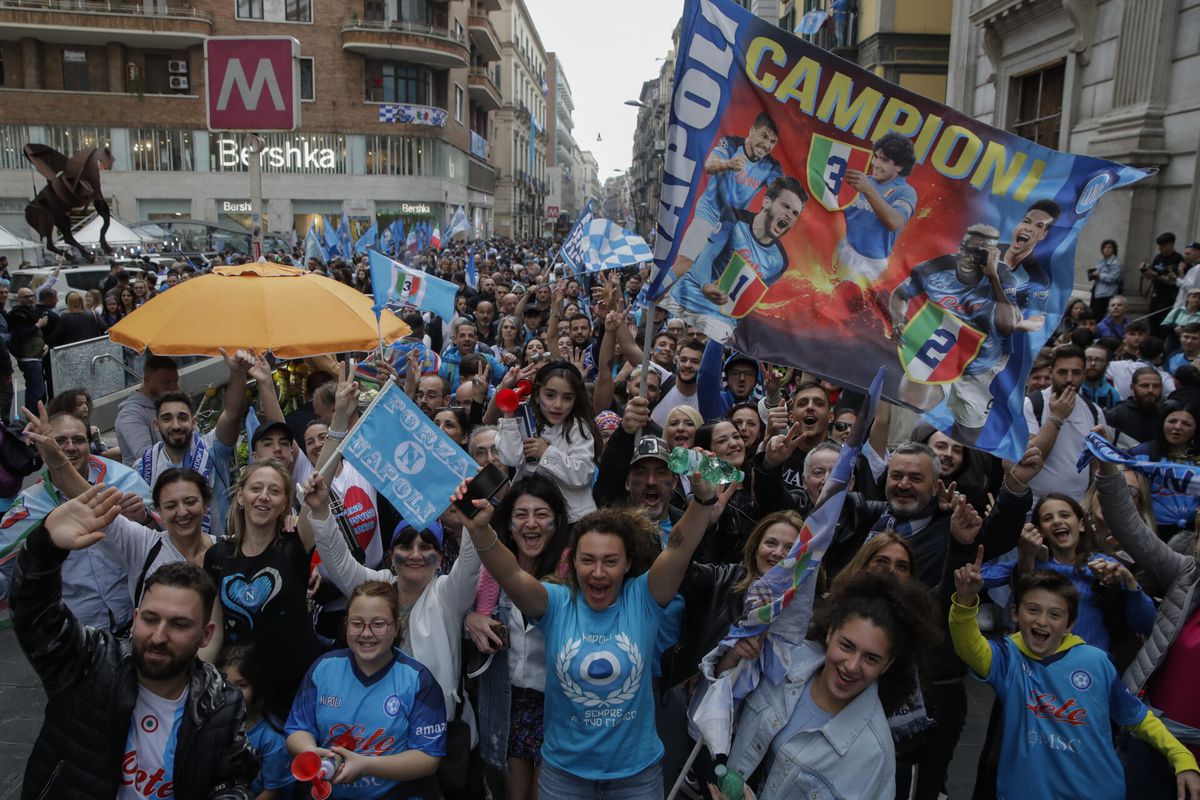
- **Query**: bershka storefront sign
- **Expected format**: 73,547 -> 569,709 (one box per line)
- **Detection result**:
217,137 -> 335,169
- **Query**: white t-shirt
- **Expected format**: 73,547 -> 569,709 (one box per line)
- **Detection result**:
651,381 -> 699,427
1023,387 -> 1108,502
119,685 -> 188,799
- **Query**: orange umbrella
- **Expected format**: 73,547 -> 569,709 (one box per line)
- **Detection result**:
107,261 -> 410,357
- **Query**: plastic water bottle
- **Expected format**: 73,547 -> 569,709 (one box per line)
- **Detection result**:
667,447 -> 744,484
714,763 -> 745,799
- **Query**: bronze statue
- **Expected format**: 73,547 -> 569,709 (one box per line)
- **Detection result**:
23,144 -> 116,261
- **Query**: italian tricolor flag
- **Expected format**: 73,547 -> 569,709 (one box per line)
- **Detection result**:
898,300 -> 985,384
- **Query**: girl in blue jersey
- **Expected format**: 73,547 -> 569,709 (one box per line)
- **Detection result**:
453,462 -> 731,796
952,557 -> 1200,800
496,360 -> 600,522
1130,403 -> 1200,539
286,580 -> 446,799
218,643 -> 293,799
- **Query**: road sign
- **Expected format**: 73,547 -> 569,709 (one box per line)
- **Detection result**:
204,37 -> 301,132
546,205 -> 560,220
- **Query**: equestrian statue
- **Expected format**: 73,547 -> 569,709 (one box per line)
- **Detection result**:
23,144 -> 116,261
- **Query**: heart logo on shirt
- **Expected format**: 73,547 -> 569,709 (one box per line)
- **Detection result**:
221,568 -> 282,628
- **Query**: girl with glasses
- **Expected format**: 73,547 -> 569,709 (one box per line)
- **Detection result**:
286,580 -> 445,798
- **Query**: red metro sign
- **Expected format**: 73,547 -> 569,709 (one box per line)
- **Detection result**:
204,37 -> 301,132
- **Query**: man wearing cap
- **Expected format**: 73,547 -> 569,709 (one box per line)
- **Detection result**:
593,396 -> 684,539
716,353 -> 761,416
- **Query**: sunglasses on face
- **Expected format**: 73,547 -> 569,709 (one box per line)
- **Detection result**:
832,421 -> 853,432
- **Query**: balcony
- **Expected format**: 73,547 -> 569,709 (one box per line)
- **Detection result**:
342,18 -> 469,69
468,67 -> 500,111
0,0 -> 211,47
473,0 -> 500,10
467,10 -> 500,62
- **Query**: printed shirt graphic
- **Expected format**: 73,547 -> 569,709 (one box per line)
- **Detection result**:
695,136 -> 783,223
673,207 -> 789,321
843,175 -> 916,260
285,649 -> 447,800
807,134 -> 873,211
985,638 -> 1145,800
897,300 -> 985,384
118,685 -> 187,799
536,573 -> 666,780
903,254 -> 1017,376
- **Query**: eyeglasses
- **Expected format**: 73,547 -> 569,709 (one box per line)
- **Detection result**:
54,436 -> 89,447
347,619 -> 393,636
831,421 -> 853,432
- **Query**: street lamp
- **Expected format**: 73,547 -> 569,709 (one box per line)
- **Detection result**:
624,100 -> 649,109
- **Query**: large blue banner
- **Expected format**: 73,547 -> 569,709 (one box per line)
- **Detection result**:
338,383 -> 478,530
647,0 -> 1152,459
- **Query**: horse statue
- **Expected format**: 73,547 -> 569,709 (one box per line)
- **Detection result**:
23,144 -> 116,261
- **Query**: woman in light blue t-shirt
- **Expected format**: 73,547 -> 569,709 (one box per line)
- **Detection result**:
454,462 -> 729,796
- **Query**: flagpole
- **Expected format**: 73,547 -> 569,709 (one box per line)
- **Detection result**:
637,296 -> 656,445
665,740 -> 704,800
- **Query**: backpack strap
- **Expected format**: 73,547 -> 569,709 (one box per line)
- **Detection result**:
133,538 -> 166,606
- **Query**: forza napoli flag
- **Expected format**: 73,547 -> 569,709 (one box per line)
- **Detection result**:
807,134 -> 873,211
897,299 -> 985,384
646,0 -> 1153,461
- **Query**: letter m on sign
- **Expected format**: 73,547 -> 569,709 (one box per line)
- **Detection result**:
205,37 -> 301,132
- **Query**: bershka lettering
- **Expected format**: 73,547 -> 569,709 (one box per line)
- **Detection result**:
1025,691 -> 1088,726
328,723 -> 398,755
122,750 -> 174,798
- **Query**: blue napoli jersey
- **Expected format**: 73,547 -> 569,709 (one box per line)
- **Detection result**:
1002,248 -> 1051,317
695,136 -> 783,223
843,175 -> 916,260
673,207 -> 789,319
285,649 -> 447,799
982,638 -> 1146,800
905,255 -> 1016,375
246,717 -> 293,794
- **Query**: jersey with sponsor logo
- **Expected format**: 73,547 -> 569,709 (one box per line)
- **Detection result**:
843,174 -> 916,260
118,685 -> 187,800
285,648 -> 446,799
537,572 -> 667,781
695,136 -> 783,224
984,637 -> 1145,800
673,207 -> 789,322
903,255 -> 1017,375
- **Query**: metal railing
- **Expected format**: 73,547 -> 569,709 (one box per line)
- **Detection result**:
468,67 -> 499,89
0,0 -> 211,19
343,16 -> 466,44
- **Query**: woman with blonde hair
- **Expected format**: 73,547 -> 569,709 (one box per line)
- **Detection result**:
202,460 -> 322,717
52,290 -> 105,344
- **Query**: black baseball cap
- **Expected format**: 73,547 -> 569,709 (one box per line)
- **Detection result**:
251,420 -> 295,451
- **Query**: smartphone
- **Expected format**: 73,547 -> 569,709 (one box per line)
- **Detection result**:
454,462 -> 509,518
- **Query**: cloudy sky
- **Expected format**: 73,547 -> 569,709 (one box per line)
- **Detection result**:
523,0 -> 684,178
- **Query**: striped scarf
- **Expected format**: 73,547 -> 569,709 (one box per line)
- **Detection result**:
138,433 -> 213,533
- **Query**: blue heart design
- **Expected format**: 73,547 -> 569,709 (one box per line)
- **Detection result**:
221,568 -> 282,628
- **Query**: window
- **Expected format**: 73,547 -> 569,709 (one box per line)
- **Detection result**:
365,135 -> 444,176
454,84 -> 464,123
365,61 -> 431,104
364,0 -> 385,22
62,50 -> 89,91
300,57 -> 315,101
398,0 -> 431,24
285,0 -> 311,22
131,129 -> 193,172
44,127 -> 111,155
0,125 -> 29,170
236,0 -> 263,20
453,19 -> 464,41
1010,62 -> 1065,149
0,47 -> 5,88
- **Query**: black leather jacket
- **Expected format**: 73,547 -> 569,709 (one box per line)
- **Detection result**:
660,561 -> 748,691
10,525 -> 259,800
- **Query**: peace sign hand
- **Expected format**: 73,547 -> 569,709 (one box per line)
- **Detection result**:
953,545 -> 985,606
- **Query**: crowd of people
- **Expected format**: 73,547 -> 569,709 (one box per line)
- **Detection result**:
2,232 -> 1200,799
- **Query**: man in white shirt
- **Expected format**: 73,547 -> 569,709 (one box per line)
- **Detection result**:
650,339 -> 704,426
1106,336 -> 1176,400
1025,344 -> 1107,501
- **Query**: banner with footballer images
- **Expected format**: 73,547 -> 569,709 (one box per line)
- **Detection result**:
647,0 -> 1153,459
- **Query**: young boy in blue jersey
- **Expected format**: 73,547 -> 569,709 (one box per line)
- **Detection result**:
834,132 -> 918,331
219,643 -> 294,798
951,553 -> 1200,800
666,175 -> 807,341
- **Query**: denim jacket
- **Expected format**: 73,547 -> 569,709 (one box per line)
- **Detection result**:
478,591 -> 548,770
727,641 -> 896,800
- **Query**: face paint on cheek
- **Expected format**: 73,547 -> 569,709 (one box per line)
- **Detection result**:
423,552 -> 440,567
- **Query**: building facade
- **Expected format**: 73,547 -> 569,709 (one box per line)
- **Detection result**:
491,0 -> 547,239
947,0 -> 1200,291
545,52 -> 583,234
628,51 -> 675,238
0,0 -> 503,244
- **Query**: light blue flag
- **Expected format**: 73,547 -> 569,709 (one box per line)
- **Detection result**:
465,247 -> 478,289
245,405 -> 261,445
368,249 -> 458,321
339,212 -> 353,260
558,198 -> 595,274
387,219 -> 405,257
337,383 -> 478,530
322,215 -> 339,260
574,218 -> 653,274
528,109 -> 539,174
304,225 -> 324,263
446,205 -> 471,240
355,219 -> 379,255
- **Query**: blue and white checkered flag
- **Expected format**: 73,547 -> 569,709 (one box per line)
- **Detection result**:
559,199 -> 596,274
577,219 -> 653,273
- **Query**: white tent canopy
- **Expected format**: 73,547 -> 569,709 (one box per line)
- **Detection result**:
0,224 -> 43,264
59,214 -> 152,249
